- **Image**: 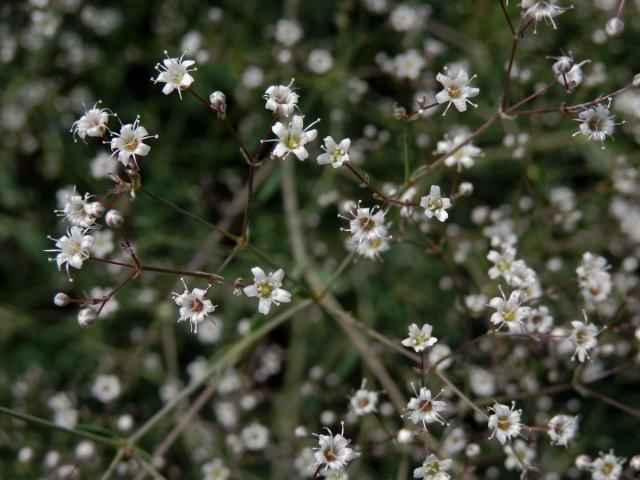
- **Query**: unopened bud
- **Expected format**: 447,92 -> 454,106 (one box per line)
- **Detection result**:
77,308 -> 97,327
54,292 -> 71,307
575,454 -> 592,470
209,91 -> 227,119
105,209 -> 124,228
633,73 -> 640,87
630,455 -> 640,471
605,17 -> 624,37
459,181 -> 474,196
465,443 -> 480,458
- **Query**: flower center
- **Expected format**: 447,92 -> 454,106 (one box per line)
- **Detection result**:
285,134 -> 300,149
428,198 -> 443,212
257,281 -> 274,299
497,417 -> 511,431
419,400 -> 433,412
588,117 -> 600,132
447,86 -> 461,99
503,309 -> 516,323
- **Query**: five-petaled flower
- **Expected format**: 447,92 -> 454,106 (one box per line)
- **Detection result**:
317,136 -> 351,168
402,323 -> 438,352
46,226 -> 94,281
266,115 -> 319,161
264,78 -> 299,118
153,51 -> 196,99
110,117 -> 157,168
172,279 -> 217,333
435,68 -> 479,114
243,267 -> 292,315
420,185 -> 451,222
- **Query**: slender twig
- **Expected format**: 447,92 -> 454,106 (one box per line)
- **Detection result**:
498,0 -> 516,36
99,448 -> 126,480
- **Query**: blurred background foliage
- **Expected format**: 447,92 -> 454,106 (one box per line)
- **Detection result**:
1,0 -> 640,479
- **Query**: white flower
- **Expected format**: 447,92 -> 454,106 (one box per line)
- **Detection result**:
577,252 -> 612,304
413,454 -> 452,479
172,280 -> 217,333
241,422 -> 270,451
90,152 -> 118,179
313,424 -> 360,472
547,414 -> 578,446
152,51 -> 196,99
89,287 -> 118,317
267,115 -> 319,161
317,136 -> 350,168
526,305 -> 554,333
70,102 -> 110,141
341,204 -> 389,244
504,440 -> 536,471
349,380 -> 378,416
401,323 -> 438,352
46,227 -> 94,280
428,344 -> 452,371
570,314 -> 600,362
264,78 -> 299,118
487,246 -> 517,281
55,187 -> 104,228
435,68 -> 479,114
551,54 -> 590,90
521,0 -> 568,33
274,19 -> 303,47
394,49 -> 426,80
488,289 -> 531,332
110,117 -> 157,167
91,374 -> 121,403
243,267 -> 292,315
354,236 -> 390,261
202,459 -> 230,480
574,104 -> 618,149
322,470 -> 348,480
92,229 -> 114,259
488,401 -> 523,445
470,367 -> 496,397
437,132 -> 482,171
307,49 -> 334,74
405,386 -> 447,429
420,185 -> 451,222
591,450 -> 626,480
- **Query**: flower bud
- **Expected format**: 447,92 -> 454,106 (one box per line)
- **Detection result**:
630,455 -> 640,471
77,308 -> 97,327
75,441 -> 95,462
465,443 -> 480,458
633,73 -> 640,87
209,91 -> 227,119
575,454 -> 592,470
105,209 -> 124,228
605,17 -> 624,37
54,292 -> 71,307
459,181 -> 474,196
87,201 -> 105,218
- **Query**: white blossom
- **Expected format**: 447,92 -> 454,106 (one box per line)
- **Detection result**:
172,280 -> 217,333
547,414 -> 578,446
436,132 -> 482,171
488,289 -> 531,332
46,227 -> 94,280
420,185 -> 451,222
574,103 -> 618,149
349,380 -> 378,416
243,267 -> 292,315
488,401 -> 523,444
202,459 -> 230,480
313,424 -> 360,472
401,323 -> 438,352
405,386 -> 447,429
91,374 -> 121,403
152,51 -> 196,99
110,117 -> 157,167
591,450 -> 626,480
413,454 -> 452,479
570,314 -> 600,362
435,68 -> 479,114
264,79 -> 299,118
521,0 -> 568,33
317,136 -> 350,168
267,115 -> 319,161
70,102 -> 110,141
55,187 -> 104,228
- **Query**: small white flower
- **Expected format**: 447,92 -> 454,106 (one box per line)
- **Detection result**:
470,367 -> 496,397
488,289 -> 531,332
267,115 -> 319,161
521,0 -> 568,33
307,49 -> 334,74
110,117 -> 157,167
551,54 -> 590,90
264,79 -> 299,118
91,374 -> 121,403
401,323 -> 438,352
435,68 -> 479,114
46,227 -> 94,280
413,454 -> 452,479
341,203 -> 389,244
354,236 -> 390,261
274,19 -> 303,47
504,440 -> 536,471
547,414 -> 578,446
349,380 -> 379,416
405,386 -> 447,429
70,102 -> 111,141
526,305 -> 554,333
152,51 -> 196,99
55,187 -> 104,228
202,458 -> 230,480
487,246 -> 517,281
313,423 -> 360,472
394,49 -> 426,81
241,422 -> 270,451
437,132 -> 482,171
172,279 -> 217,333
428,344 -> 452,371
420,185 -> 451,222
570,313 -> 600,362
573,103 -> 618,149
317,136 -> 350,168
243,267 -> 292,315
488,401 -> 523,445
591,450 -> 626,480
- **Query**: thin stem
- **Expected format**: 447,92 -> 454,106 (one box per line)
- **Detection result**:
498,0 -> 516,36
240,165 -> 255,242
99,449 -> 126,480
0,406 -> 122,448
501,36 -> 519,112
312,465 -> 323,480
574,383 -> 640,418
403,124 -> 409,183
89,258 -> 224,283
140,188 -> 239,243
